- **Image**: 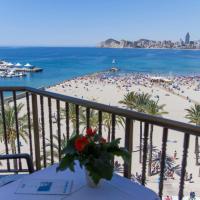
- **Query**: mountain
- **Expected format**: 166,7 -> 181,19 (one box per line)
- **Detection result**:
99,39 -> 135,48
99,39 -> 120,48
98,37 -> 200,49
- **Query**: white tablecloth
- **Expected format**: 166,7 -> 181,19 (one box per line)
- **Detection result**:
0,163 -> 159,200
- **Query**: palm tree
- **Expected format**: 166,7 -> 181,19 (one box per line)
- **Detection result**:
0,103 -> 28,169
79,109 -> 99,132
134,92 -> 152,112
102,113 -> 125,142
38,134 -> 68,167
144,100 -> 168,176
61,104 -> 84,134
151,148 -> 181,177
134,93 -> 152,163
119,91 -> 138,110
185,104 -> 200,165
119,92 -> 151,163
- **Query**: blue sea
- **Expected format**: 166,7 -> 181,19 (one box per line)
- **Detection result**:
0,47 -> 200,88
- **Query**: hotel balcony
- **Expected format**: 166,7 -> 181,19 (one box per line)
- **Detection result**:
0,86 -> 199,199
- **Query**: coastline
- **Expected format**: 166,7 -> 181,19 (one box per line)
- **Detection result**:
1,47 -> 200,89
48,71 -> 200,121
46,71 -> 200,195
97,46 -> 200,51
3,70 -> 200,197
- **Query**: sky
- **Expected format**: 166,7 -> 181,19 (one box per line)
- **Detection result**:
0,0 -> 200,46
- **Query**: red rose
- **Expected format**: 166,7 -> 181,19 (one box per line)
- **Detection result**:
86,128 -> 96,137
100,137 -> 106,144
75,136 -> 89,152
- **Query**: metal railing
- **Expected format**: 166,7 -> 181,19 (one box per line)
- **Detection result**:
0,86 -> 200,199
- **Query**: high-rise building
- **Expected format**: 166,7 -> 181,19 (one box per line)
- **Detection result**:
180,38 -> 184,46
185,32 -> 190,44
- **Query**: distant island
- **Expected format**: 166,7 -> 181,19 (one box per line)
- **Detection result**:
99,33 -> 200,49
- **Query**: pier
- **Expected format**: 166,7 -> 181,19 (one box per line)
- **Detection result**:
0,60 -> 43,78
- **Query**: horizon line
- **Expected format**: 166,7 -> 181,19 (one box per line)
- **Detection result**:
0,45 -> 97,48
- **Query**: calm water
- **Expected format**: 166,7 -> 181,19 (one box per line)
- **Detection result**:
0,47 -> 200,88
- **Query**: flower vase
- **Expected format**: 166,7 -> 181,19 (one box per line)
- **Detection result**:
85,169 -> 102,188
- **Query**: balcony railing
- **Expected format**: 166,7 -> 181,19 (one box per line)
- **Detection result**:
0,86 -> 200,199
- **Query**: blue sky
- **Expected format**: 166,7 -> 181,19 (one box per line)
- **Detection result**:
0,0 -> 199,46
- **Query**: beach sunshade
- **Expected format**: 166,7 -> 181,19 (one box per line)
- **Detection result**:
24,63 -> 32,67
15,63 -> 22,67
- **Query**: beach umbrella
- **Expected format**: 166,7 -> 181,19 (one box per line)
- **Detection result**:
24,63 -> 32,67
7,62 -> 14,67
15,63 -> 22,67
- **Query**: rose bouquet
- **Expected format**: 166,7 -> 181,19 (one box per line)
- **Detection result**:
57,128 -> 130,186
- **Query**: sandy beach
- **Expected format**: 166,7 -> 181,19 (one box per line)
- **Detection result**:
1,72 -> 200,199
47,72 -> 200,198
49,73 -> 200,122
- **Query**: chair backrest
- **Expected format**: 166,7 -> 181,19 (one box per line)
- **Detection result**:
0,154 -> 34,174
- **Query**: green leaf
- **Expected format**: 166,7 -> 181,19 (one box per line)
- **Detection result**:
57,154 -> 76,172
112,148 -> 130,162
61,134 -> 80,155
109,138 -> 121,147
94,158 -> 113,180
85,152 -> 114,184
86,165 -> 102,185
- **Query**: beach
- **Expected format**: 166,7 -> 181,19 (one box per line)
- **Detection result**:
0,71 -> 199,198
1,47 -> 200,198
1,0 -> 200,198
47,72 -> 200,197
49,72 -> 200,122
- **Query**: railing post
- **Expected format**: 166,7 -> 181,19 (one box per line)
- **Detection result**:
98,111 -> 102,136
141,122 -> 149,185
178,133 -> 190,200
86,107 -> 90,129
76,105 -> 79,134
31,93 -> 41,170
124,117 -> 133,178
159,127 -> 168,198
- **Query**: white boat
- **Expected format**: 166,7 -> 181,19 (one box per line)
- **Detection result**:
6,74 -> 12,78
109,67 -> 120,72
0,72 -> 5,77
112,59 -> 116,64
18,72 -> 26,77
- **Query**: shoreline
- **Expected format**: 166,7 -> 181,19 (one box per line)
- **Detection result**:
97,46 -> 200,51
3,70 -> 200,197
46,70 -> 200,91
48,72 -> 200,114
47,70 -> 200,196
9,71 -> 200,107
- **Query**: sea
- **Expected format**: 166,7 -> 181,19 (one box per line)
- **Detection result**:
0,47 -> 200,88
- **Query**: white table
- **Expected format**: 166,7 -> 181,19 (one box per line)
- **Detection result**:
0,164 -> 159,200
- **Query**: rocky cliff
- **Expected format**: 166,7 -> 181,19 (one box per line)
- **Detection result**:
99,38 -> 135,48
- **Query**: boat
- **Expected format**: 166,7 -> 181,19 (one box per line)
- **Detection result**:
18,72 -> 26,77
0,68 -> 27,78
7,69 -> 15,77
110,59 -> 120,72
0,60 -> 42,78
6,74 -> 12,78
0,72 -> 5,77
109,67 -> 120,72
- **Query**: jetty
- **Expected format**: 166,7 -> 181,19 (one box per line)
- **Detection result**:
0,60 -> 43,78
109,67 -> 120,72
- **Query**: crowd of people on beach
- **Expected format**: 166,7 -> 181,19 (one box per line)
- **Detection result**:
50,72 -> 200,106
48,72 -> 200,199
